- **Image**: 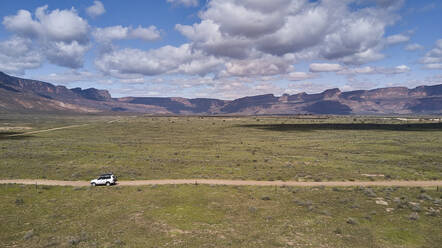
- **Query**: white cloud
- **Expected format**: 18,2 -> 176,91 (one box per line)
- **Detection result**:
93,25 -> 128,41
2,5 -> 90,69
200,0 -> 288,38
386,34 -> 410,45
93,25 -> 160,42
4,5 -> 89,43
337,48 -> 385,65
420,39 -> 442,69
176,20 -> 252,59
166,0 -> 198,7
337,66 -> 375,75
176,56 -> 223,76
337,65 -> 410,75
0,36 -> 43,74
44,40 -> 91,68
423,63 -> 442,70
2,10 -> 40,38
175,0 -> 402,66
287,72 -> 316,81
95,44 -> 223,78
93,0 -> 405,81
130,26 -> 161,41
219,55 -> 294,77
405,43 -> 424,51
86,1 -> 105,18
309,63 -> 343,72
392,65 -> 410,73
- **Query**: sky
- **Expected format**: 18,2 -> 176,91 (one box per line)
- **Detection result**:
0,0 -> 441,99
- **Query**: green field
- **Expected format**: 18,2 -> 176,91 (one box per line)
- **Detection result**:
0,114 -> 441,181
1,184 -> 441,248
1,114 -> 441,247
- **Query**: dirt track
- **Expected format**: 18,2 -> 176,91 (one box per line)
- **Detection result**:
1,179 -> 441,187
7,124 -> 89,137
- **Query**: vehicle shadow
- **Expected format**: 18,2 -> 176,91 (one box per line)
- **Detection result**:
0,131 -> 33,140
237,123 -> 442,132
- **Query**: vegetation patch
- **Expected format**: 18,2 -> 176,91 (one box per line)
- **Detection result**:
0,184 -> 440,247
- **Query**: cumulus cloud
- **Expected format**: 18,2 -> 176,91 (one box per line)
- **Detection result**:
2,10 -> 40,38
337,65 -> 410,75
420,39 -> 442,69
86,1 -> 105,17
95,44 -> 223,78
0,36 -> 43,74
405,43 -> 424,51
131,26 -> 161,41
2,5 -> 90,69
3,5 -> 89,42
175,20 -> 252,59
93,25 -> 160,42
200,0 -> 289,38
219,55 -> 294,77
309,63 -> 343,72
389,65 -> 411,74
44,41 -> 91,68
166,0 -> 198,7
93,0 -> 405,80
175,0 -> 402,66
386,34 -> 410,45
423,64 -> 442,70
287,72 -> 316,81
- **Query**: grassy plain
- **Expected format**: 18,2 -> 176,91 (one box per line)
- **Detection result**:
1,114 -> 441,247
0,114 -> 441,181
1,184 -> 441,248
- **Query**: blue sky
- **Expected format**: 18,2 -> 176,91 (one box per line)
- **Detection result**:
0,0 -> 441,99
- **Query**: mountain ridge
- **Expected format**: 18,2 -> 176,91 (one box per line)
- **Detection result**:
1,71 -> 441,115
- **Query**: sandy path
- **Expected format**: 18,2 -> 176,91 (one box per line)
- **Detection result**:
1,179 -> 441,187
7,124 -> 89,137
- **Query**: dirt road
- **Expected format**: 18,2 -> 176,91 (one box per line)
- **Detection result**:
7,124 -> 89,137
1,179 -> 441,187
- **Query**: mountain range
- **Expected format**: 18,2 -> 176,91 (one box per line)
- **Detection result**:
1,71 -> 441,115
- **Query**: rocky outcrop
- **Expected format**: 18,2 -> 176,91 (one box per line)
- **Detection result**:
118,97 -> 228,114
220,94 -> 278,113
71,88 -> 112,101
1,71 -> 441,115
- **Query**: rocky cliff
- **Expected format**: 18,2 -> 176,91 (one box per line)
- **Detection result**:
1,71 -> 441,115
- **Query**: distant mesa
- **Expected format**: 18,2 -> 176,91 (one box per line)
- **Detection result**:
304,101 -> 352,115
0,71 -> 441,115
71,87 -> 112,101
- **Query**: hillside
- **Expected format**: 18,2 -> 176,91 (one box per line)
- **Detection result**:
1,71 -> 441,115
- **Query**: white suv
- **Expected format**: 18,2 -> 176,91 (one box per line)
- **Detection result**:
90,173 -> 117,186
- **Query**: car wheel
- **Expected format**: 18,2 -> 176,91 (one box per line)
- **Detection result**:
106,182 -> 110,186
91,182 -> 96,187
